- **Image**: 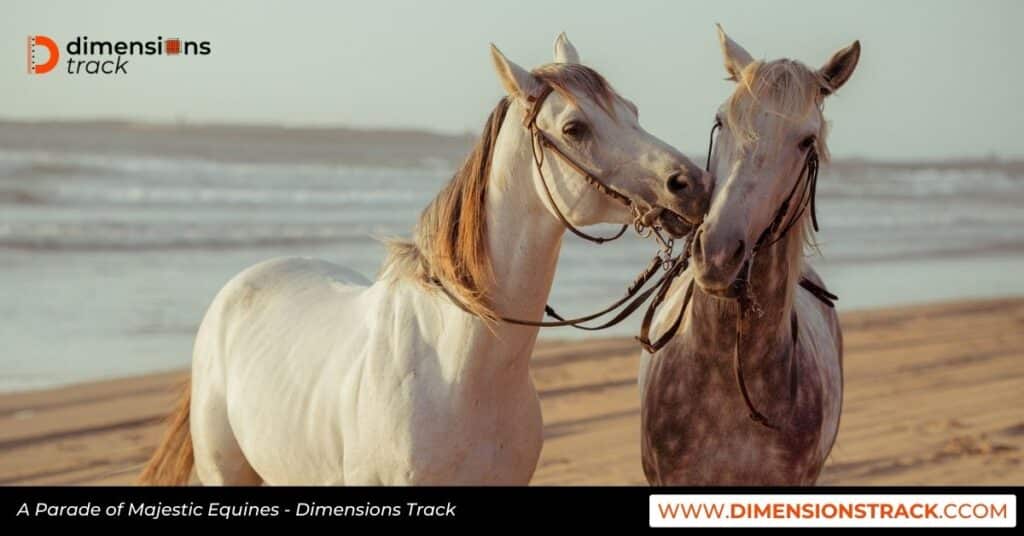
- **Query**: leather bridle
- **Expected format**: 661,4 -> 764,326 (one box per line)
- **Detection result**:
435,84 -> 696,333
686,117 -> 838,430
523,85 -> 684,250
524,85 -> 631,244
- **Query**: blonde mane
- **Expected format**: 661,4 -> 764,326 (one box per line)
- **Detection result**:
381,64 -> 618,323
381,97 -> 509,322
723,60 -> 832,158
721,59 -> 833,308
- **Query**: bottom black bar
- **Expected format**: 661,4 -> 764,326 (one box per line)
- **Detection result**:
1,486 -> 1019,529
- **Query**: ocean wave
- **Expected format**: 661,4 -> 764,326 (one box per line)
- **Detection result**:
821,168 -> 1024,196
0,148 -> 450,178
41,184 -> 429,206
0,149 -> 452,210
0,221 -> 403,251
3,148 -> 1024,256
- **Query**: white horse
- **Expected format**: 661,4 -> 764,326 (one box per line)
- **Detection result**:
141,34 -> 712,485
639,26 -> 860,485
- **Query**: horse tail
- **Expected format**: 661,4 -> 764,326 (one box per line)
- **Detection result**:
138,377 -> 194,485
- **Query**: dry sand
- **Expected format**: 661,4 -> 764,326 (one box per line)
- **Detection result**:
1,298 -> 1022,486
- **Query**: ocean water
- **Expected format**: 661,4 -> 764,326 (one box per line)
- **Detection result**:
2,148 -> 1023,391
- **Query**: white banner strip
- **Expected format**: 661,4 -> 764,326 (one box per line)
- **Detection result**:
650,494 -> 1016,528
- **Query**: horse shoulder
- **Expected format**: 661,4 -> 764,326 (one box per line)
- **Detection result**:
796,263 -> 841,368
327,279 -> 465,482
796,263 -> 844,465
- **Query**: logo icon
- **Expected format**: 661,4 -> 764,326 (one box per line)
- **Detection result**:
28,35 -> 60,74
165,38 -> 181,55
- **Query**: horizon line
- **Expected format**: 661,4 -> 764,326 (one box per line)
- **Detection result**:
1,116 -> 1021,165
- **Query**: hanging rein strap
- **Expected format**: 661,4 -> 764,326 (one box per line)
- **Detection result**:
433,251 -> 675,328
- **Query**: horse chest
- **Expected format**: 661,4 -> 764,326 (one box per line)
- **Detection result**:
641,344 -> 827,485
354,376 -> 544,485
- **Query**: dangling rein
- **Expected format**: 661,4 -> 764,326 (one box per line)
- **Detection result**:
434,84 -> 697,342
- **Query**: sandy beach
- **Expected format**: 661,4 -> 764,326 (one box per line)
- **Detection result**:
1,297 -> 1022,486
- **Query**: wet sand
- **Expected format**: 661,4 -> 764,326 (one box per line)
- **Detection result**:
1,298 -> 1022,485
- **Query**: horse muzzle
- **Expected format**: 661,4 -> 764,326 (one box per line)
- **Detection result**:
691,226 -> 750,298
663,167 -> 712,235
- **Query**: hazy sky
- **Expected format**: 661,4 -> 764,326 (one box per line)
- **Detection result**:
3,0 -> 1021,159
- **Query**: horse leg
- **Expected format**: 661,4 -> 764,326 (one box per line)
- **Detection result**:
191,385 -> 262,485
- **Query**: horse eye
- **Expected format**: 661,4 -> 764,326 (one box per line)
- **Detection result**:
562,121 -> 589,140
799,136 -> 816,151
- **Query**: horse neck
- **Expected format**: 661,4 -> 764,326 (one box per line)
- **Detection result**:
447,102 -> 565,377
687,222 -> 804,358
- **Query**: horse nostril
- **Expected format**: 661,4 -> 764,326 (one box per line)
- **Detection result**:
666,171 -> 690,193
730,240 -> 746,265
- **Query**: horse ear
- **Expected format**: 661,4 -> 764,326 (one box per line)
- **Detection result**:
490,44 -> 539,102
819,40 -> 860,95
716,24 -> 753,82
554,32 -> 580,64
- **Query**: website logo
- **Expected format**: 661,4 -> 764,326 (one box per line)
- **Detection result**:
27,35 -> 60,74
25,35 -> 211,75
